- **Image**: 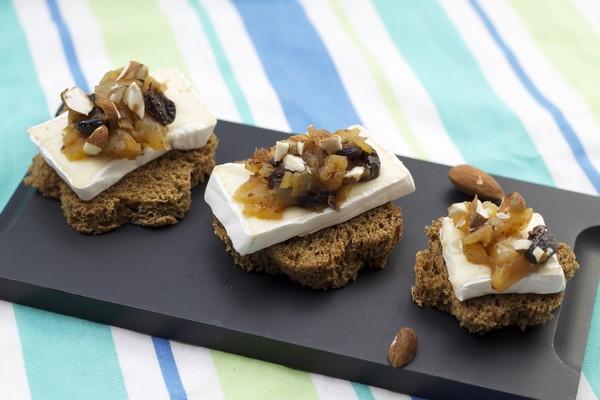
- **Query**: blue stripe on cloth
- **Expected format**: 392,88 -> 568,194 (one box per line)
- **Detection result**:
152,337 -> 188,400
45,0 -> 89,92
469,0 -> 600,193
351,382 -> 375,399
233,0 -> 360,132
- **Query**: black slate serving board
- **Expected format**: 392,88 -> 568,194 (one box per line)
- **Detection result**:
1,121 -> 599,399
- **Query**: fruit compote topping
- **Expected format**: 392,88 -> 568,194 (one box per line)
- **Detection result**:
233,126 -> 381,219
448,192 -> 558,292
59,61 -> 176,161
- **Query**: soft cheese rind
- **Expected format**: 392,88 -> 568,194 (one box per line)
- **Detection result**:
441,212 -> 566,301
28,68 -> 216,201
204,125 -> 415,255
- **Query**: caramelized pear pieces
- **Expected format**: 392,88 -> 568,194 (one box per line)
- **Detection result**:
234,127 -> 382,219
61,61 -> 175,161
452,192 -> 556,292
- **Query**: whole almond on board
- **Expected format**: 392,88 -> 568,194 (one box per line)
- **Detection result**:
387,327 -> 417,368
448,164 -> 504,202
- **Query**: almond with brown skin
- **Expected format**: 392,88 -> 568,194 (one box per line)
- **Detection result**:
116,60 -> 145,81
448,164 -> 504,202
387,327 -> 417,368
87,125 -> 109,148
96,97 -> 121,128
61,87 -> 94,116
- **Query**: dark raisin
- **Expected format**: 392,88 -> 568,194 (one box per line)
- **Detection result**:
144,90 -> 176,125
74,117 -> 105,136
88,105 -> 106,120
336,145 -> 363,166
297,191 -> 331,209
363,151 -> 381,181
525,225 -> 557,264
266,162 -> 285,189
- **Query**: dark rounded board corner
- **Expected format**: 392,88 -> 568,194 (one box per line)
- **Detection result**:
554,226 -> 600,371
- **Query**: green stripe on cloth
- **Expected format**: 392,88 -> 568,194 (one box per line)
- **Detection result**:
351,382 -> 375,399
88,0 -> 188,74
511,0 -> 600,125
188,0 -> 254,125
583,285 -> 600,396
373,0 -> 553,186
328,0 -> 428,160
13,305 -> 127,400
0,0 -> 47,212
210,350 -> 319,400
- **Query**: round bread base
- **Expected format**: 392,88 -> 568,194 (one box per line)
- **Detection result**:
24,134 -> 218,234
213,202 -> 403,289
411,218 -> 580,334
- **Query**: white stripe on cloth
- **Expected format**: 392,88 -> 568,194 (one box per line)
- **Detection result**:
440,0 -> 597,195
343,0 -> 464,165
300,0 -> 415,157
12,0 -> 73,115
203,0 -> 290,132
158,0 -> 241,123
111,327 -> 170,400
0,301 -> 31,400
370,385 -> 412,400
572,0 -> 600,38
578,373 -> 599,400
480,0 -> 600,180
169,342 -> 224,400
309,373 -> 358,399
56,0 -> 112,84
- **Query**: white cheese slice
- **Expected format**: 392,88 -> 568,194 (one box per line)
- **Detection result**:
441,210 -> 565,301
204,125 -> 415,255
27,68 -> 216,201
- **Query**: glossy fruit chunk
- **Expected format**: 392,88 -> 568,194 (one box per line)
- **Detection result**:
463,242 -> 491,266
318,154 -> 348,191
62,126 -> 86,161
233,175 -> 288,219
103,129 -> 143,160
489,238 -> 532,292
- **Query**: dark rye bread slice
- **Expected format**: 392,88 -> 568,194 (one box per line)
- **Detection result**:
411,218 -> 579,334
213,202 -> 403,289
24,134 -> 218,234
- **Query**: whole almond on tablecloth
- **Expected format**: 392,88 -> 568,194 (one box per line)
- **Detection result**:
387,327 -> 417,368
448,164 -> 504,202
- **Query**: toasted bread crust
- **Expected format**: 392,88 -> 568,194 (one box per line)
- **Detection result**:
411,218 -> 580,334
25,134 -> 217,234
213,202 -> 403,289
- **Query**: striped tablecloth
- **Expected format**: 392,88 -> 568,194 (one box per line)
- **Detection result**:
1,0 -> 599,399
